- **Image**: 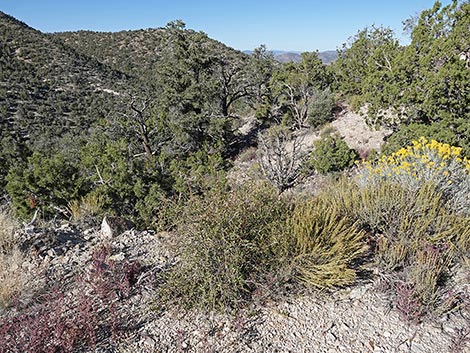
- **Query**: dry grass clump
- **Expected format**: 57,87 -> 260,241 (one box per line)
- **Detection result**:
0,248 -> 33,309
0,208 -> 16,253
67,192 -> 105,224
0,208 -> 36,309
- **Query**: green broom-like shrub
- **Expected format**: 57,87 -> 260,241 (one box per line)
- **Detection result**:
289,199 -> 368,288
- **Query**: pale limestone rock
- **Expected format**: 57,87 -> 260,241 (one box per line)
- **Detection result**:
101,216 -> 134,238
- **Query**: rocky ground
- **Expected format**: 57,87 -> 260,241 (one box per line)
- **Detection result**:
292,107 -> 392,156
229,107 -> 392,195
6,221 -> 468,353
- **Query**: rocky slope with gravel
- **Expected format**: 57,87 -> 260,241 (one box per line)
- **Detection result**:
2,219 -> 467,353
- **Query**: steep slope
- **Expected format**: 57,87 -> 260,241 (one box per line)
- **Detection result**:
52,29 -> 165,80
0,12 -> 130,143
0,11 -> 132,186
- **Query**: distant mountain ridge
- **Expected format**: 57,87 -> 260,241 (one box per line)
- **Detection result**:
243,49 -> 338,64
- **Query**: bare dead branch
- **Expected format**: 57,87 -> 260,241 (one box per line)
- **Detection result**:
257,126 -> 306,192
23,209 -> 39,229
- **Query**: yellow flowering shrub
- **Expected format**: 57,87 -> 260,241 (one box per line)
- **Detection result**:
358,137 -> 470,214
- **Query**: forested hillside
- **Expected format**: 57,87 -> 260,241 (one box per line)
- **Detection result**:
52,28 -> 168,78
332,1 -> 470,154
1,16 -> 276,223
0,12 -> 131,189
1,1 -> 470,223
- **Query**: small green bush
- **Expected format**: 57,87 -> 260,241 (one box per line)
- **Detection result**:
160,182 -> 292,311
169,149 -> 228,195
80,139 -> 148,222
307,88 -> 336,128
308,135 -> 358,174
133,184 -> 167,229
6,151 -> 86,220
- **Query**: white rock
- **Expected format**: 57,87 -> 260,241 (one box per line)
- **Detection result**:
109,252 -> 125,261
101,216 -> 134,238
143,336 -> 155,346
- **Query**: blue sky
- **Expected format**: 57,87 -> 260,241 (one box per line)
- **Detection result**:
0,0 -> 453,52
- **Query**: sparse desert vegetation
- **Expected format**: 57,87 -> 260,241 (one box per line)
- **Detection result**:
0,209 -> 37,310
0,1 -> 469,352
